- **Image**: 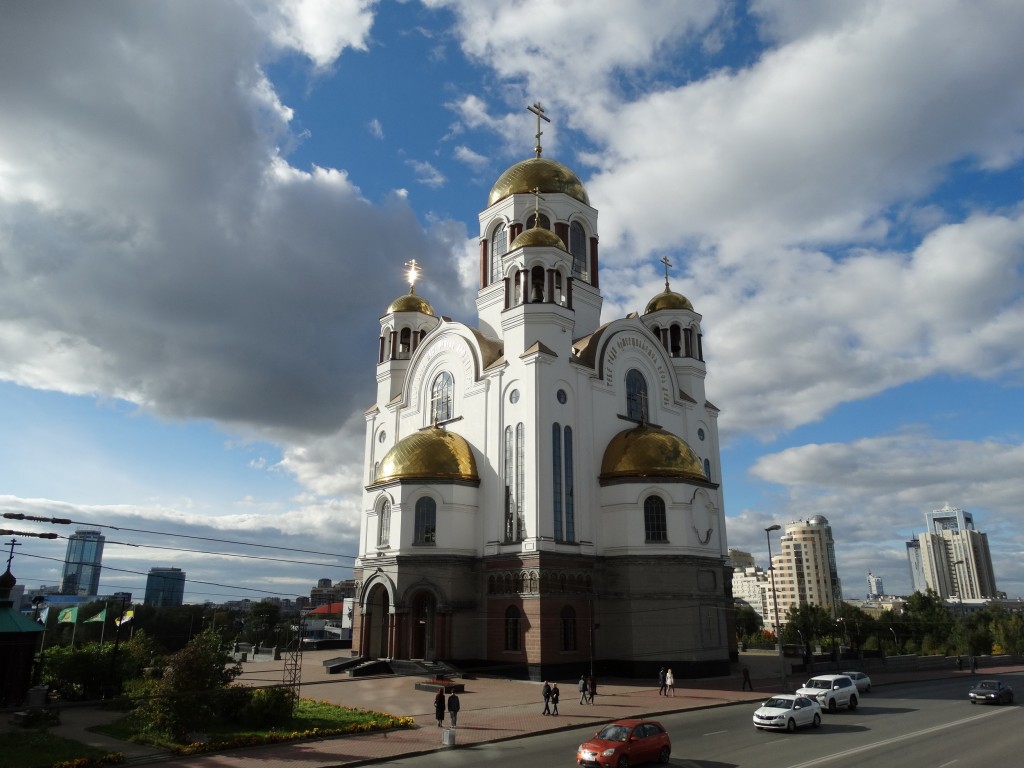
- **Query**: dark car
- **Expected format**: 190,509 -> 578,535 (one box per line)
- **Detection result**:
968,680 -> 1014,705
577,719 -> 671,767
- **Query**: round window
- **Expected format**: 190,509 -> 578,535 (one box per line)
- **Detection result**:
557,389 -> 567,404
698,428 -> 705,441
378,431 -> 387,443
510,389 -> 520,403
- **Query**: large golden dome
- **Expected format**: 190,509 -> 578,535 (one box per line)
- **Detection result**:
600,423 -> 706,482
488,157 -> 590,207
645,289 -> 694,313
509,227 -> 566,251
387,289 -> 435,316
374,426 -> 479,484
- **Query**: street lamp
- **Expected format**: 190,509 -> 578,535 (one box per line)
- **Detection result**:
765,524 -> 786,690
836,617 -> 848,656
889,627 -> 898,653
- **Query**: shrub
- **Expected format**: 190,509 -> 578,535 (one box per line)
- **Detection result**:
236,686 -> 295,729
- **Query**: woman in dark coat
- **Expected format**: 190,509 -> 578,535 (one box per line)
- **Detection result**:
434,689 -> 446,727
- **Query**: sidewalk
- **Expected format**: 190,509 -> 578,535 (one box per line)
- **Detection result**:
11,652 -> 1021,768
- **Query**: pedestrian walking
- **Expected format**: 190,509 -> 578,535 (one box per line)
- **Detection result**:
542,680 -> 552,715
658,666 -> 667,695
447,691 -> 461,728
971,656 -> 978,674
588,675 -> 597,704
434,689 -> 446,727
741,664 -> 753,691
579,674 -> 589,704
551,682 -> 560,715
665,668 -> 675,696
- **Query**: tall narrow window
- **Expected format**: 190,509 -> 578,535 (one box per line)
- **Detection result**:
490,222 -> 507,284
560,605 -> 577,651
569,221 -> 587,280
564,426 -> 575,542
414,497 -> 436,544
552,423 -> 563,541
644,496 -> 667,542
430,371 -> 454,423
626,368 -> 649,422
515,423 -> 525,537
504,423 -> 526,542
377,501 -> 391,548
704,458 -> 712,479
504,605 -> 521,651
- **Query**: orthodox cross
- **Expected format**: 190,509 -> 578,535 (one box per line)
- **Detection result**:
404,259 -> 420,292
4,538 -> 18,570
527,102 -> 550,158
660,255 -> 672,291
531,186 -> 544,227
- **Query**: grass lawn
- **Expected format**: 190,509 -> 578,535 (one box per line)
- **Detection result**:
0,729 -> 114,768
96,697 -> 413,754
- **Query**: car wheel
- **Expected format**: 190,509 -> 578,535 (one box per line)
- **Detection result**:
812,713 -> 821,729
658,746 -> 671,764
617,756 -> 629,768
828,698 -> 837,713
786,718 -> 796,733
970,698 -> 977,704
849,695 -> 858,711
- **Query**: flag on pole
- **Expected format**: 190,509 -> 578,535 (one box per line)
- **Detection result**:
116,609 -> 134,627
38,606 -> 50,625
57,606 -> 79,624
85,608 -> 107,623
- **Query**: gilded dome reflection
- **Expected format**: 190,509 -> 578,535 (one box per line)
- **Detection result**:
600,423 -> 706,481
644,289 -> 694,313
488,157 -> 590,207
375,426 -> 479,484
387,290 -> 435,316
509,227 -> 566,251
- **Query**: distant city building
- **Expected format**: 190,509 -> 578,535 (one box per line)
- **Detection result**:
728,548 -> 756,569
866,572 -> 884,599
908,504 -> 998,599
60,530 -> 105,596
144,567 -> 186,607
905,538 -> 928,594
764,516 -> 843,631
310,578 -> 355,606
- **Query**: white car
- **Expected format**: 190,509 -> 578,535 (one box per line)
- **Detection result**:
753,694 -> 822,732
842,671 -> 872,693
795,674 -> 859,712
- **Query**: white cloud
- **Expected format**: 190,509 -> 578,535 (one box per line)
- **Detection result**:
264,0 -> 378,68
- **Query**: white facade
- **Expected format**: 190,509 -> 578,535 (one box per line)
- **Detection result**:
353,139 -> 730,679
909,505 -> 998,599
766,516 -> 843,628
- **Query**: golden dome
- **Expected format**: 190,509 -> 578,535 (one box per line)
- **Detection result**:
374,426 -> 479,484
645,289 -> 694,313
387,289 -> 435,316
600,423 -> 706,482
488,157 -> 590,207
509,227 -> 566,251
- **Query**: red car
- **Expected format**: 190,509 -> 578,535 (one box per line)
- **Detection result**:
577,719 -> 671,768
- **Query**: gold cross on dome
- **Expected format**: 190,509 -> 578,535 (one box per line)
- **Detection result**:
527,102 -> 551,158
660,255 -> 673,291
404,259 -> 420,292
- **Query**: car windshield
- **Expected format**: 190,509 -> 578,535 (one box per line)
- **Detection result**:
805,680 -> 830,689
764,698 -> 793,709
597,725 -> 631,742
977,682 -> 999,690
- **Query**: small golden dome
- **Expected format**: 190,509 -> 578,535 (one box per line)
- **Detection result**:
488,157 -> 590,207
509,227 -> 566,251
600,423 -> 706,481
387,290 -> 435,316
374,426 -> 479,484
645,289 -> 694,314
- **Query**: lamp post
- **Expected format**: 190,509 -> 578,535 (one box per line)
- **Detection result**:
764,524 -> 785,690
836,617 -> 848,658
889,627 -> 898,653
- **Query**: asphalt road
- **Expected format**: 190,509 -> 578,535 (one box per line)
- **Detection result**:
369,673 -> 1024,768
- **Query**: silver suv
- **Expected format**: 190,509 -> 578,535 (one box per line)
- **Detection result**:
795,674 -> 858,712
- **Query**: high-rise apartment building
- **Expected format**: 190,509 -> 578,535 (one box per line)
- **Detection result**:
866,572 -> 884,599
144,567 -> 186,607
764,516 -> 843,631
908,504 -> 998,599
60,529 -> 105,596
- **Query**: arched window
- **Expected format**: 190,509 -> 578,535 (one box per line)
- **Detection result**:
552,423 -> 562,540
504,423 -> 526,542
569,221 -> 587,280
398,327 -> 412,359
516,423 -> 525,535
526,212 -> 550,230
490,222 -> 507,284
564,426 -> 575,542
561,605 -> 577,651
504,605 -> 521,651
430,371 -> 454,423
529,265 -> 545,302
644,496 -> 667,542
377,500 -> 390,548
552,423 -> 575,542
626,368 -> 649,422
670,324 -> 682,357
414,497 -> 436,545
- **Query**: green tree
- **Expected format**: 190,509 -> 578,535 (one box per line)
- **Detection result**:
735,605 -> 763,640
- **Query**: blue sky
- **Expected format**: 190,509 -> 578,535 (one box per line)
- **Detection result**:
2,0 -> 1023,605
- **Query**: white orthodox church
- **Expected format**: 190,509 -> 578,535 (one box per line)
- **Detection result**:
353,110 -> 732,679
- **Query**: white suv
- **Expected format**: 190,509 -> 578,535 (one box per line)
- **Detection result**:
795,674 -> 858,712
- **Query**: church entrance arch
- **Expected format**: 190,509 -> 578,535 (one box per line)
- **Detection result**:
363,583 -> 392,659
410,590 -> 437,660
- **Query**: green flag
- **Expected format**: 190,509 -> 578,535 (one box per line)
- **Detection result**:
57,606 -> 79,624
84,608 -> 107,623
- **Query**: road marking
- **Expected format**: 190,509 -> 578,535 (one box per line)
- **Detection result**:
937,761 -> 958,767
703,730 -> 728,736
788,708 -> 1013,768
